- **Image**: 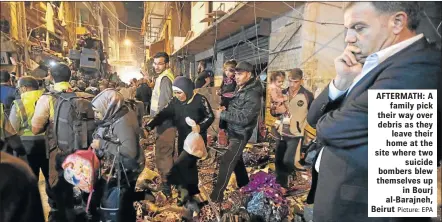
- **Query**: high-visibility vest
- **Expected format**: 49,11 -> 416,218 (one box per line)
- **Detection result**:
13,90 -> 45,139
0,103 -> 5,140
150,69 -> 175,113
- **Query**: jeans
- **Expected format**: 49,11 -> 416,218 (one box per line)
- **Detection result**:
275,136 -> 302,187
210,137 -> 250,202
155,128 -> 176,183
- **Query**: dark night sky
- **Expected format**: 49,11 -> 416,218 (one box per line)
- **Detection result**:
123,2 -> 143,28
120,2 -> 144,61
119,2 -> 143,41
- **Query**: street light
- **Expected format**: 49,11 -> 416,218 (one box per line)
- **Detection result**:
124,39 -> 132,46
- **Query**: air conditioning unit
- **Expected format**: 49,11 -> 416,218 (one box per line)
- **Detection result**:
69,49 -> 81,60
80,48 -> 100,72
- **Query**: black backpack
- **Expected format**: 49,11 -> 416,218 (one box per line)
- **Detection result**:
50,92 -> 96,154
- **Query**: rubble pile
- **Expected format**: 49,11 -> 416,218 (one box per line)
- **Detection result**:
135,129 -> 313,222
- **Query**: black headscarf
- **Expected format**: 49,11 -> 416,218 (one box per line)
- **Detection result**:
172,76 -> 195,103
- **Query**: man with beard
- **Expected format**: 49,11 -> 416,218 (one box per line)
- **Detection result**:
149,52 -> 176,197
211,61 -> 263,204
307,2 -> 439,222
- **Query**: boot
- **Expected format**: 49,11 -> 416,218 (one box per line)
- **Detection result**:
177,186 -> 189,206
185,198 -> 200,214
161,183 -> 172,199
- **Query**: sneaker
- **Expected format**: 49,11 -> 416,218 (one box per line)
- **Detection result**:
181,208 -> 194,221
177,186 -> 189,206
185,199 -> 200,214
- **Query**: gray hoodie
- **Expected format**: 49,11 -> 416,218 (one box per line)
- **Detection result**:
92,89 -> 145,171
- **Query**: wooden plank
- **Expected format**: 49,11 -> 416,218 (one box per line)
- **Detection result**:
207,10 -> 226,17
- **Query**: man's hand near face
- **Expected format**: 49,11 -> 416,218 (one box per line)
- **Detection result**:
202,77 -> 211,88
333,45 -> 363,91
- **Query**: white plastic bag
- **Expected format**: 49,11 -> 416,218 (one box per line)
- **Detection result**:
183,117 -> 207,158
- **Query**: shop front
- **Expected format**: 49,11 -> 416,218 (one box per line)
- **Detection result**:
0,33 -> 23,77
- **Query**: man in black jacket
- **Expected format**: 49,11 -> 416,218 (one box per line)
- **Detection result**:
211,61 -> 263,203
135,78 -> 152,115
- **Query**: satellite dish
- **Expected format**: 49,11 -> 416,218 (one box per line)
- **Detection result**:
259,72 -> 267,81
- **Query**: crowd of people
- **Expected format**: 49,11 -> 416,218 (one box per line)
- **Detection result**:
0,62 -> 153,221
0,2 -> 440,222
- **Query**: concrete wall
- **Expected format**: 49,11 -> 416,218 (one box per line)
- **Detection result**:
102,2 -> 120,62
265,2 -> 305,126
214,52 -> 224,87
300,2 -> 345,95
191,2 -> 209,36
171,2 -> 191,38
265,2 -> 345,127
267,3 -> 305,73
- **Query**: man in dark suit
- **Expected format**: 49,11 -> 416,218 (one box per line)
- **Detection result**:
307,2 -> 440,222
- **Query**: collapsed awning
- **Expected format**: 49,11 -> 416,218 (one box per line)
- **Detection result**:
172,2 -> 292,56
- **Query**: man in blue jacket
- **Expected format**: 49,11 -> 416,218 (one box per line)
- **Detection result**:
0,70 -> 18,113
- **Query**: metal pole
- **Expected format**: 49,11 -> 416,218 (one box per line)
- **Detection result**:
20,2 -> 28,75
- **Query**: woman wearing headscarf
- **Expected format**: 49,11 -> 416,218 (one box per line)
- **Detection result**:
89,89 -> 145,221
145,76 -> 214,212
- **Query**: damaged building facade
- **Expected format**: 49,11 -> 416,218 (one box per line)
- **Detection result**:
0,1 -> 126,78
141,1 -> 441,128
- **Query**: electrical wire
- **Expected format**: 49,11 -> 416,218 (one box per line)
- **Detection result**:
423,11 -> 441,38
230,39 -> 243,60
210,4 -> 220,71
238,1 -> 344,26
299,29 -> 345,66
245,39 -> 270,52
100,2 -> 142,30
253,1 -> 262,72
174,2 -> 185,37
261,24 -> 302,74
282,2 -> 304,19
29,7 -> 141,32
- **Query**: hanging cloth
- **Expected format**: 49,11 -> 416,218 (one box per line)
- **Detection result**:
58,2 -> 66,26
45,2 -> 55,33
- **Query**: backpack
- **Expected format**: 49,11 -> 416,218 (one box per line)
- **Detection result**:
62,147 -> 100,212
62,148 -> 99,192
50,92 -> 96,154
96,108 -> 131,221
